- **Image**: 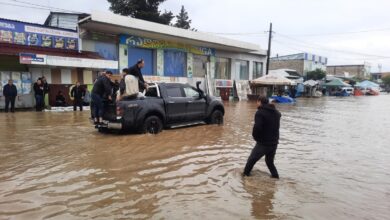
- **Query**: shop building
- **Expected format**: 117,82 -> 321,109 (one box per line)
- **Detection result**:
0,18 -> 117,109
270,53 -> 328,77
78,12 -> 267,100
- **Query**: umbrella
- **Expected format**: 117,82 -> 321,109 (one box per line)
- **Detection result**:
356,80 -> 380,89
324,78 -> 351,87
251,75 -> 297,86
303,80 -> 319,87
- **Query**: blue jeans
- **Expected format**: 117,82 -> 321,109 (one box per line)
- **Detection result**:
91,93 -> 104,118
35,95 -> 44,111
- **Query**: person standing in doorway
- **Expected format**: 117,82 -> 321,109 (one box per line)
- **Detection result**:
129,59 -> 148,92
3,79 -> 17,113
243,96 -> 281,178
33,79 -> 45,111
71,82 -> 85,111
91,71 -> 113,125
41,76 -> 50,109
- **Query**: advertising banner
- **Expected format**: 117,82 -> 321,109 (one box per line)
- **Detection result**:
19,53 -> 47,64
0,18 -> 78,50
120,34 -> 216,56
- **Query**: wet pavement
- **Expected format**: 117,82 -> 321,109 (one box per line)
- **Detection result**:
0,96 -> 389,219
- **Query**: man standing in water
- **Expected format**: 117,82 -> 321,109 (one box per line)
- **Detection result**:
91,71 -> 113,125
243,96 -> 281,178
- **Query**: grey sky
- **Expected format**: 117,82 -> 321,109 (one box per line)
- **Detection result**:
1,0 -> 390,71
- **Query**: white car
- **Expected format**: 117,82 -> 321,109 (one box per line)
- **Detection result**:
341,87 -> 354,95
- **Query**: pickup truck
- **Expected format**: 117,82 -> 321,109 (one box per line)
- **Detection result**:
94,82 -> 225,134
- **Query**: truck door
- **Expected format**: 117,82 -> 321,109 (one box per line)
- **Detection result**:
165,85 -> 188,123
183,86 -> 207,122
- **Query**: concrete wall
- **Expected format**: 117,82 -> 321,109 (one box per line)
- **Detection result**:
327,66 -> 365,78
269,60 -> 305,75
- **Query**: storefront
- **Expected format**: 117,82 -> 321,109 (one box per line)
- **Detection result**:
79,12 -> 267,100
0,18 -> 117,109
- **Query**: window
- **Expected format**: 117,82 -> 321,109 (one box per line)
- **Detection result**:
215,57 -> 231,79
253,62 -> 263,79
128,47 -> 154,75
164,50 -> 187,77
193,55 -> 208,77
166,87 -> 184,97
236,60 -> 249,80
184,87 -> 200,98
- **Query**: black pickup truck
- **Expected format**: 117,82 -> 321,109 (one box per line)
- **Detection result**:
94,82 -> 225,134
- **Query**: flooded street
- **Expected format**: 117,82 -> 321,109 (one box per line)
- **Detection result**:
0,96 -> 390,220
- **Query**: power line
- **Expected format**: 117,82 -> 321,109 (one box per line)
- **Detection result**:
275,33 -> 390,59
0,0 -> 84,13
11,0 -> 83,13
282,28 -> 390,37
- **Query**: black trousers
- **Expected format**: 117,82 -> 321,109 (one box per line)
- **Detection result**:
5,96 -> 16,112
244,143 -> 279,177
73,99 -> 83,111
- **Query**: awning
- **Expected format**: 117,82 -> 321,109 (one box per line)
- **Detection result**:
251,75 -> 297,86
79,11 -> 267,54
324,78 -> 351,87
0,42 -> 118,69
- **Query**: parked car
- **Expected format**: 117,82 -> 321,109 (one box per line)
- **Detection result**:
93,82 -> 225,134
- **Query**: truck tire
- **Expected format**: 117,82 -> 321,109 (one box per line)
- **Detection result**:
142,116 -> 163,134
209,110 -> 224,125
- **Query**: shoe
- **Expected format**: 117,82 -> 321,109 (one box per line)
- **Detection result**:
242,172 -> 250,177
270,175 -> 279,179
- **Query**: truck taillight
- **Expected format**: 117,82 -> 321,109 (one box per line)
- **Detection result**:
116,106 -> 123,116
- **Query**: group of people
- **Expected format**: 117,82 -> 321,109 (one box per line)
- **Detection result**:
91,59 -> 147,125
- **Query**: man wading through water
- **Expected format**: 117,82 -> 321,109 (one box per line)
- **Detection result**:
243,96 -> 281,178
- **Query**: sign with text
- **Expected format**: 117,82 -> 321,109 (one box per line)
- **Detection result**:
0,18 -> 78,50
119,34 -> 216,56
19,53 -> 47,64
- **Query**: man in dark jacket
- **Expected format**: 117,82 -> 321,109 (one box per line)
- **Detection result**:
41,76 -> 50,108
3,79 -> 17,113
243,96 -> 281,178
129,59 -> 147,92
71,82 -> 86,111
91,71 -> 113,124
33,79 -> 45,111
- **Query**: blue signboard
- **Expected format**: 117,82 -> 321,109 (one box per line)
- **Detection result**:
119,34 -> 216,56
0,18 -> 78,50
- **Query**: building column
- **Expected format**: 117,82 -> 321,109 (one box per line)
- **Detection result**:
156,49 -> 164,76
119,44 -> 128,71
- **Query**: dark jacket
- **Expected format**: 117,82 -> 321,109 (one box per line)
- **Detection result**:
56,94 -> 65,102
129,64 -> 146,91
33,83 -> 45,96
71,86 -> 86,100
92,76 -> 112,98
3,84 -> 17,97
252,104 -> 281,145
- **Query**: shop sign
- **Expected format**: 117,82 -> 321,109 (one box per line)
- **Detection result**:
19,53 -> 47,64
119,34 -> 216,56
215,79 -> 233,88
0,18 -> 78,50
46,56 -> 118,69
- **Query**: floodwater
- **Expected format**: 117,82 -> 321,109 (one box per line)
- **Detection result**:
0,96 -> 389,220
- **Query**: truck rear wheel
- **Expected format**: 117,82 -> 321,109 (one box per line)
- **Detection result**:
142,116 -> 163,134
209,110 -> 224,125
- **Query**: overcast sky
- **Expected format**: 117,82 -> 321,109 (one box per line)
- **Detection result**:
1,0 -> 390,72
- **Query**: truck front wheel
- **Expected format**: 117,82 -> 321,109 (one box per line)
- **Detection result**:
142,116 -> 163,134
209,110 -> 224,125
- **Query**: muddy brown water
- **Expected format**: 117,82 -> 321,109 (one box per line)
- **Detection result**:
0,96 -> 389,220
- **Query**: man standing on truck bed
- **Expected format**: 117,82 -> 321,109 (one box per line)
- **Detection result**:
243,96 -> 281,178
91,71 -> 113,125
129,59 -> 148,92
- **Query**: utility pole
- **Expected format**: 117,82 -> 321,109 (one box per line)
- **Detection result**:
265,23 -> 273,75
